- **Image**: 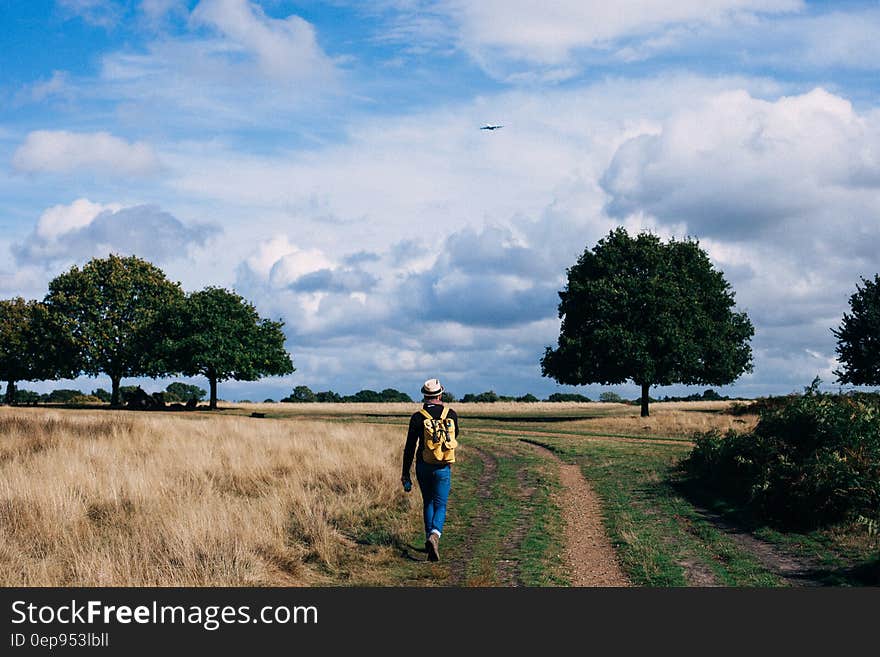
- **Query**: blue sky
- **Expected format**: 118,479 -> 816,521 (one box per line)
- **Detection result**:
2,0 -> 880,401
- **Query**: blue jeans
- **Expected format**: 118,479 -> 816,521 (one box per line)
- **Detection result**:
415,461 -> 451,540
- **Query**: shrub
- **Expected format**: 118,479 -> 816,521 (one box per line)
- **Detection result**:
547,392 -> 591,402
683,383 -> 880,528
13,389 -> 41,405
314,390 -> 342,403
727,395 -> 793,416
599,391 -> 623,403
461,391 -> 500,403
45,389 -> 85,403
516,393 -> 539,403
67,394 -> 103,405
379,388 -> 413,402
91,388 -> 112,403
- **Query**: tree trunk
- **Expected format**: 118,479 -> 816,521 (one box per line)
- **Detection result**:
111,375 -> 122,407
209,373 -> 218,411
640,382 -> 650,418
5,380 -> 15,405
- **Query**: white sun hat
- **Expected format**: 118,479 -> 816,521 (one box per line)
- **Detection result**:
421,378 -> 444,397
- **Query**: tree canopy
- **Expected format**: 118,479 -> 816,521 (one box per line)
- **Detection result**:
833,274 -> 880,386
164,382 -> 207,402
44,255 -> 184,406
164,286 -> 294,409
0,297 -> 73,404
541,228 -> 754,416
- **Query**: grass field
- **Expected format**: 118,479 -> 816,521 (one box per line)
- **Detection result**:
0,401 -> 876,586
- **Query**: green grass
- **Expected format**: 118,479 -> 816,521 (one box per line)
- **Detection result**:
525,435 -> 785,586
458,437 -> 568,586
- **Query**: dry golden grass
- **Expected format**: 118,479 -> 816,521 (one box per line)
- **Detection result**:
0,407 -> 417,586
564,402 -> 757,439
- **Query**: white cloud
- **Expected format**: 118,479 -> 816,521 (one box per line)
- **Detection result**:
12,130 -> 162,177
190,0 -> 336,81
15,71 -> 72,105
601,87 -> 880,237
433,0 -> 802,79
34,198 -> 122,240
89,1 -> 340,130
57,0 -> 122,27
13,198 -> 218,267
140,0 -> 187,26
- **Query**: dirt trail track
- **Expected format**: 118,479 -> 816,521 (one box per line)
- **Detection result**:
447,445 -> 497,586
525,442 -> 629,587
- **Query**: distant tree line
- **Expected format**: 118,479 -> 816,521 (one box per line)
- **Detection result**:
10,382 -> 208,407
0,255 -> 293,410
274,385 -> 734,404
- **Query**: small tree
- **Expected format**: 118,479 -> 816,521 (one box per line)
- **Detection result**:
541,228 -> 754,417
91,388 -> 112,403
380,388 -> 413,402
44,255 -> 184,406
833,274 -> 880,386
164,382 -> 207,402
599,391 -> 624,403
283,385 -> 317,403
164,287 -> 294,410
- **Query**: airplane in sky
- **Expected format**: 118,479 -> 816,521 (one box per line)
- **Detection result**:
480,124 -> 503,130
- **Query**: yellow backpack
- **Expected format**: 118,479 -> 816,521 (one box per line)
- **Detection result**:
420,407 -> 458,464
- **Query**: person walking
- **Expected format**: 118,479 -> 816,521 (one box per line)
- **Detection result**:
402,378 -> 460,562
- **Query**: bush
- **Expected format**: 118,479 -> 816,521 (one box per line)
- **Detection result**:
683,383 -> 880,529
67,394 -> 103,405
516,393 -> 539,403
91,388 -> 112,403
547,392 -> 592,402
461,391 -> 500,403
13,389 -> 41,405
599,391 -> 623,403
314,390 -> 342,403
45,389 -> 85,403
379,388 -> 413,402
728,395 -> 793,416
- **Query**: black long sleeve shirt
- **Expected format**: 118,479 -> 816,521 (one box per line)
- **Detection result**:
402,401 -> 461,480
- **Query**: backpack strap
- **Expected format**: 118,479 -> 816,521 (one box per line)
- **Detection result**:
439,406 -> 449,420
419,409 -> 432,420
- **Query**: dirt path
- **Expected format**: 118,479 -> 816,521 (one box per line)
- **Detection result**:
525,442 -> 629,587
447,445 -> 498,586
495,461 -> 536,587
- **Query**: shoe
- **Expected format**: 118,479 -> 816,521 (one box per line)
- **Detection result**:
426,533 -> 440,562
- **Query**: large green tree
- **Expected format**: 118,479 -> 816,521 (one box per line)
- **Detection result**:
541,228 -> 754,417
44,255 -> 184,406
833,274 -> 880,386
0,298 -> 74,404
164,287 -> 294,410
